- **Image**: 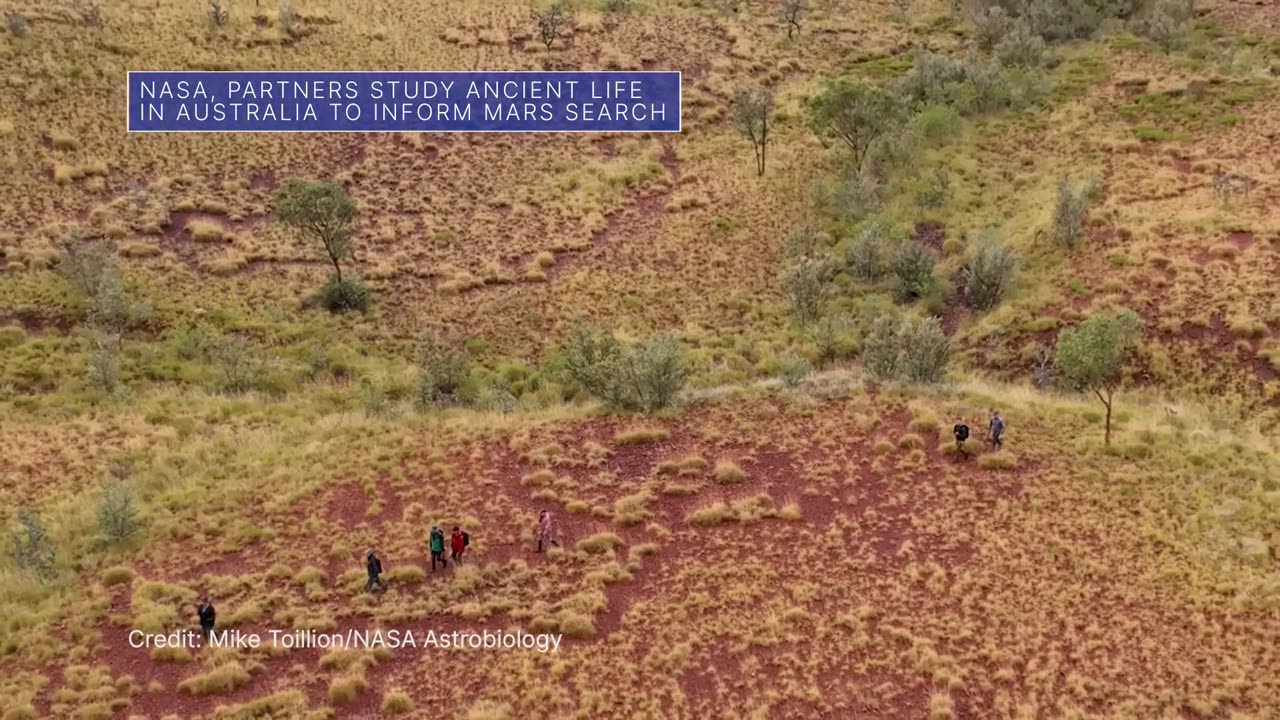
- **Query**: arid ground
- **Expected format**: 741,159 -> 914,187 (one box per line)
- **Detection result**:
0,0 -> 1278,718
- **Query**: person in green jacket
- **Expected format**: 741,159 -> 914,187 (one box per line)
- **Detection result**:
429,526 -> 447,572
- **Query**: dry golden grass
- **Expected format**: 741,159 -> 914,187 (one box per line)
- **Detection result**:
0,0 -> 1278,718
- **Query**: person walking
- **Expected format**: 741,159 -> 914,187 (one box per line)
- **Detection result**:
365,549 -> 387,593
988,410 -> 1006,450
429,526 -> 447,572
196,596 -> 216,642
952,421 -> 970,451
536,510 -> 559,553
450,526 -> 467,565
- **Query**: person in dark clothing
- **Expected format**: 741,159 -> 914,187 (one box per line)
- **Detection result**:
196,596 -> 216,642
953,422 -> 970,451
429,526 -> 447,572
989,410 -> 1005,450
450,527 -> 466,565
365,549 -> 387,593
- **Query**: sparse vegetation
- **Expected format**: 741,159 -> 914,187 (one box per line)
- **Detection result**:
1050,174 -> 1101,250
733,87 -> 773,176
0,2 -> 1277,717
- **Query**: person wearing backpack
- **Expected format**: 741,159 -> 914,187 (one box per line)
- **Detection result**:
365,549 -> 387,593
953,422 -> 970,451
429,526 -> 447,572
196,595 -> 216,642
450,526 -> 467,565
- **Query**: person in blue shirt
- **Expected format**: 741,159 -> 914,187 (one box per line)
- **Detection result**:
988,410 -> 1005,450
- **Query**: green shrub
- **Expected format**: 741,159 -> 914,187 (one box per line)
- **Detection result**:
9,510 -> 56,584
815,165 -> 885,221
805,314 -> 854,367
973,6 -> 1014,51
909,104 -> 964,145
844,222 -> 887,282
83,331 -> 125,396
964,233 -> 1019,310
562,329 -> 685,412
55,240 -> 112,298
612,335 -> 686,412
318,274 -> 370,313
1024,0 -> 1102,41
779,256 -> 833,323
1051,175 -> 1101,250
996,20 -> 1046,67
212,336 -> 266,394
912,167 -> 953,209
889,242 -> 937,303
783,225 -> 822,259
862,315 -> 902,379
862,314 -> 949,383
897,316 -> 949,383
413,329 -> 470,406
97,482 -> 142,544
1130,0 -> 1193,51
171,326 -> 215,360
777,354 -> 811,387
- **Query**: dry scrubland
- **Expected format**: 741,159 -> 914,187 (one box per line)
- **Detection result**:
1,0 -> 1279,718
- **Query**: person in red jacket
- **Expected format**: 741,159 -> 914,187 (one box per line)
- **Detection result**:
450,526 -> 467,565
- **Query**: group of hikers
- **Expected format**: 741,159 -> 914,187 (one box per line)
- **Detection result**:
367,524 -> 472,593
195,510 -> 562,637
193,415 -> 1008,637
952,409 -> 1006,452
363,511 -> 561,593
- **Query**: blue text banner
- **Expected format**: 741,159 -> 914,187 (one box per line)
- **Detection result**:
127,71 -> 682,133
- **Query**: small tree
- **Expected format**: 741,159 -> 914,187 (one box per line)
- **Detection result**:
98,482 -> 142,544
779,256 -> 832,324
207,0 -> 230,27
1051,174 -> 1100,250
1054,311 -> 1141,447
733,87 -> 773,177
533,2 -> 572,51
810,82 -> 904,174
274,179 -> 358,282
964,233 -> 1018,310
10,510 -> 56,584
779,0 -> 804,38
